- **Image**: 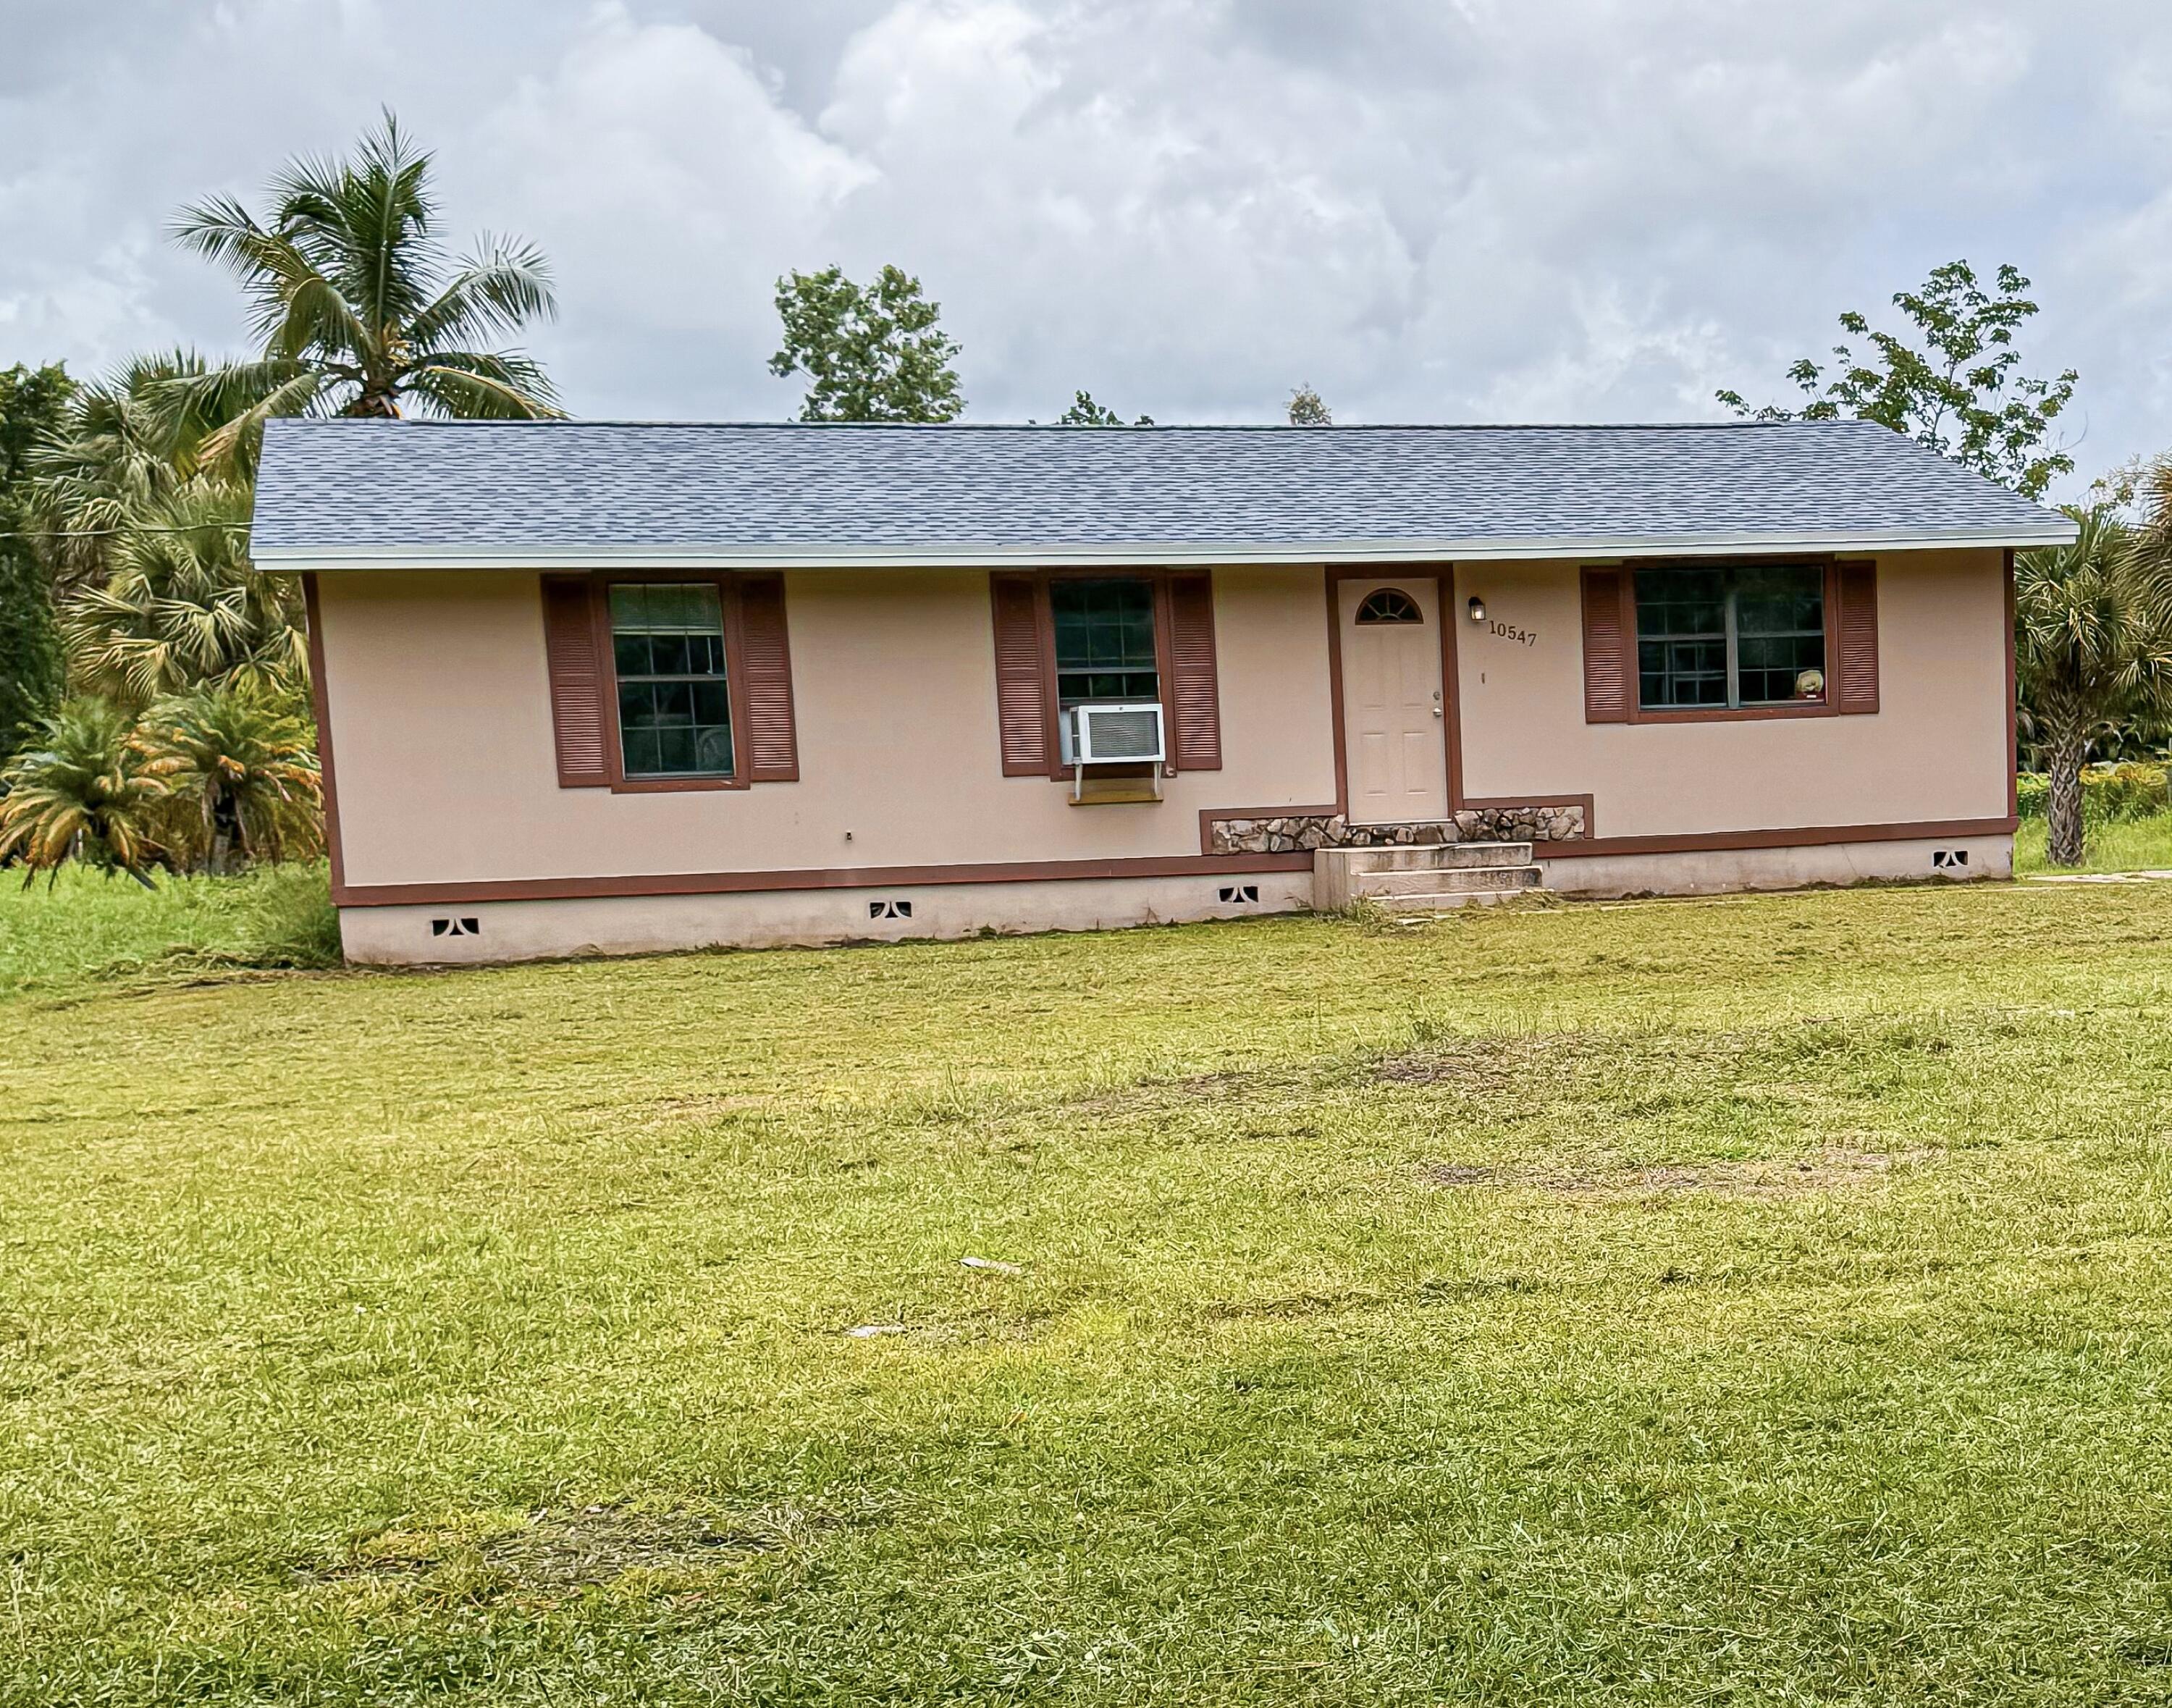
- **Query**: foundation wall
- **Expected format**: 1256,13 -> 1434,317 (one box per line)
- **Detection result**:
1538,834 -> 2012,899
337,871 -> 1316,964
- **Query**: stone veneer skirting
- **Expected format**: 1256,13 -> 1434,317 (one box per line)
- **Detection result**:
1209,803 -> 1587,854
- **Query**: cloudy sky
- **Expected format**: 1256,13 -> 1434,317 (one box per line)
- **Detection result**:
3,0 -> 2168,490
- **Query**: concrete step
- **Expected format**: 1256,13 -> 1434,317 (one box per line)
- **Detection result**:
1355,863 -> 1542,896
1383,870 -> 1544,914
1334,841 -> 1533,872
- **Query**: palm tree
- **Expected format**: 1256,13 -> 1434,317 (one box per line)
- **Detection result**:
58,482 -> 306,702
0,699 -> 167,886
136,683 -> 321,873
26,350 -> 279,593
169,112 -> 560,468
2015,497 -> 2172,864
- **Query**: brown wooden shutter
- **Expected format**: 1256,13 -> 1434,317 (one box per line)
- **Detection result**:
542,575 -> 610,786
1165,571 -> 1222,770
990,573 -> 1052,775
1580,568 -> 1632,723
736,574 -> 799,781
1835,560 -> 1880,715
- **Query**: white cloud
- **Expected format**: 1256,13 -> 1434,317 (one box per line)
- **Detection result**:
0,0 -> 2167,488
470,4 -> 876,414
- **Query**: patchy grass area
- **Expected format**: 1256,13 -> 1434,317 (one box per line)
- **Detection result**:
7,880 -> 2172,1702
2016,811 -> 2172,874
0,861 -> 340,997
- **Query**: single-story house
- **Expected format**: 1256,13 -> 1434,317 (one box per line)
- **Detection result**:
249,418 -> 2074,964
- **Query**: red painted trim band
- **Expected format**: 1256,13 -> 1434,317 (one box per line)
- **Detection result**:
1533,815 -> 2016,859
333,850 -> 1313,908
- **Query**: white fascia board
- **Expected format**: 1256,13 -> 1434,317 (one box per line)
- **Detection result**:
250,519 -> 2078,573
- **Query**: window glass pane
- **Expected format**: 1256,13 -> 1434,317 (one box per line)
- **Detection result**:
610,581 -> 732,777
1733,564 -> 1824,704
1052,576 -> 1159,708
1634,569 -> 1727,708
1634,563 -> 1826,709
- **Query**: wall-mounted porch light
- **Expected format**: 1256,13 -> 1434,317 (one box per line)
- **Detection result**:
1467,595 -> 1486,623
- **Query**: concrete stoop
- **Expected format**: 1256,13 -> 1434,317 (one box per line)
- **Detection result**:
1314,840 -> 1544,914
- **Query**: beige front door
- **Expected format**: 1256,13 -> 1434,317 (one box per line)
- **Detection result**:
1339,576 -> 1449,825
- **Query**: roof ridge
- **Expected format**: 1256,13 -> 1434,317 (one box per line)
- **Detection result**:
269,417 -> 1879,433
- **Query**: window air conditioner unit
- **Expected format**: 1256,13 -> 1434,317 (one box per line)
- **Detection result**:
1068,701 -> 1165,799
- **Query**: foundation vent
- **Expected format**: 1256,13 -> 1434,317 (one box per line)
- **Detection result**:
869,899 -> 914,920
1931,849 -> 1969,870
1217,884 -> 1261,904
431,917 -> 481,938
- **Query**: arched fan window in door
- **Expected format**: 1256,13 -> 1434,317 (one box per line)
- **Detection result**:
1355,587 -> 1423,625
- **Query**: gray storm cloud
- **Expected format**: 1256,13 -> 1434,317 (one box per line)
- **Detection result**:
1,0 -> 2163,487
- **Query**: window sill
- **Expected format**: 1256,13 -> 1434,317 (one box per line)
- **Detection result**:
1069,783 -> 1164,806
609,775 -> 749,793
1633,702 -> 1833,724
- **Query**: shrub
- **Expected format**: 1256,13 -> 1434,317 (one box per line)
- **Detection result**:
2016,762 -> 2168,824
199,860 -> 342,969
0,697 -> 167,883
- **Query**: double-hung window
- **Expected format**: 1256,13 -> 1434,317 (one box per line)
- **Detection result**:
540,571 -> 797,791
609,582 -> 735,778
1051,576 -> 1160,762
1636,563 -> 1826,712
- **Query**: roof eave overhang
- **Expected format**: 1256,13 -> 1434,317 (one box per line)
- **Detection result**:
249,521 -> 2079,573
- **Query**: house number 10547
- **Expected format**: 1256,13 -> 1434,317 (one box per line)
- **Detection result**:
1487,620 -> 1538,647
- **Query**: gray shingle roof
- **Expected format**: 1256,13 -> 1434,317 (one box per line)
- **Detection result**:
249,418 -> 2074,570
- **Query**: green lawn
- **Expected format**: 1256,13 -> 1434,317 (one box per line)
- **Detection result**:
0,861 -> 338,999
7,877 -> 2172,1703
2016,812 -> 2172,874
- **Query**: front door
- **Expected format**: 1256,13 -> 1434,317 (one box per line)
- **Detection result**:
1339,576 -> 1449,824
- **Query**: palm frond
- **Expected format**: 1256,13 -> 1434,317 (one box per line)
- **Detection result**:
401,352 -> 563,419
406,235 -> 557,352
193,369 -> 336,476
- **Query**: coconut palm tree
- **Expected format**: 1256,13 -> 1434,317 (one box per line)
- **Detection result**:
2016,497 -> 2172,864
0,699 -> 167,886
58,481 -> 306,703
168,112 -> 560,469
136,683 -> 321,873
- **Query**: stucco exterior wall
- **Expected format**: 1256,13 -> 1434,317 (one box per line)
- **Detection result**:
316,565 -> 1339,890
1454,550 -> 2010,836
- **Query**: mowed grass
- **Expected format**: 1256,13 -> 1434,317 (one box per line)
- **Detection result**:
7,880 -> 2172,1703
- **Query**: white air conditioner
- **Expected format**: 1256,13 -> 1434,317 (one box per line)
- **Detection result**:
1067,701 -> 1166,799
1072,701 -> 1165,764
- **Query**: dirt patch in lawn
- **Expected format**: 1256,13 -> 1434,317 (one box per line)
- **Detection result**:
1376,1033 -> 1590,1091
1423,1149 -> 1928,1198
483,1505 -> 799,1586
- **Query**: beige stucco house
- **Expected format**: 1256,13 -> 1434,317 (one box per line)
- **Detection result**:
250,418 -> 2074,964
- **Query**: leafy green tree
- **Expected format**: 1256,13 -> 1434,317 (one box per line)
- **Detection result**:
1718,261 -> 2076,499
770,264 -> 964,422
2015,494 -> 2172,864
0,698 -> 166,886
170,112 -> 560,469
60,482 -> 306,702
0,362 -> 74,747
1057,390 -> 1152,426
137,682 -> 321,873
1287,383 -> 1331,426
